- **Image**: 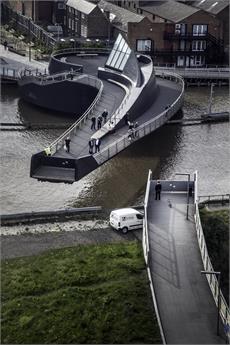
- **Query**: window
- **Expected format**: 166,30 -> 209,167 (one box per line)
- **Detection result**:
105,34 -> 132,71
68,18 -> 71,29
58,3 -> 65,10
192,40 -> 206,51
136,214 -> 143,220
136,39 -> 152,52
72,20 -> 74,30
193,24 -> 207,36
81,24 -> 87,37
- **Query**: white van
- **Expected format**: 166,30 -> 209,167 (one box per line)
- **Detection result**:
109,208 -> 143,234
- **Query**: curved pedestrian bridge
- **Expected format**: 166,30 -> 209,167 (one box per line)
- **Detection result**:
30,35 -> 184,183
143,173 -> 229,344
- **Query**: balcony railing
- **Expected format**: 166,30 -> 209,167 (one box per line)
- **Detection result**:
164,32 -> 224,46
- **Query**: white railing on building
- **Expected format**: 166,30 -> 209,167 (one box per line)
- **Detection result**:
194,172 -> 230,341
94,72 -> 184,164
154,66 -> 230,79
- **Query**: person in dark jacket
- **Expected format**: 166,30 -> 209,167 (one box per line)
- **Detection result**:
88,139 -> 94,154
102,109 -> 108,123
155,180 -> 162,200
91,116 -> 96,130
65,137 -> 71,153
97,115 -> 102,130
3,40 -> 8,50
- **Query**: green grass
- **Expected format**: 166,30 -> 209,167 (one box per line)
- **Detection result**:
199,207 -> 229,303
1,241 -> 161,344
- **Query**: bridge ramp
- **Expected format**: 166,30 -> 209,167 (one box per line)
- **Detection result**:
147,182 -> 225,344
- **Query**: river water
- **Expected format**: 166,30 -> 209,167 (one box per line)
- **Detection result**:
0,84 -> 229,214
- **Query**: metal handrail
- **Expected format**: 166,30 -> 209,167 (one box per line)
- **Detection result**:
195,203 -> 229,338
49,76 -> 104,154
94,72 -> 184,163
194,173 -> 230,341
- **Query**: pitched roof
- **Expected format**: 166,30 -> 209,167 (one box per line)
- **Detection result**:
191,0 -> 229,15
98,0 -> 145,32
66,0 -> 97,15
140,0 -> 200,23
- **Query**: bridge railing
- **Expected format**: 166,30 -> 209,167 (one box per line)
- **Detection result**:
198,194 -> 230,205
142,169 -> 166,344
48,76 -> 103,155
154,66 -> 230,79
94,72 -> 184,164
194,173 -> 230,340
20,69 -> 83,86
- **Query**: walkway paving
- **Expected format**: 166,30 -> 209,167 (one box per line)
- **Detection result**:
147,181 -> 225,344
0,44 -> 48,72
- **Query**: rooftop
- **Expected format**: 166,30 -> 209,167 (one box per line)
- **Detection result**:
98,0 -> 145,32
190,0 -> 229,15
140,0 -> 200,23
66,0 -> 97,15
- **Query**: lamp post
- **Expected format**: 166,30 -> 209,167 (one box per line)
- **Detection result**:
201,270 -> 221,336
175,173 -> 191,220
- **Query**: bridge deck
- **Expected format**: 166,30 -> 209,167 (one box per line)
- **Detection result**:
147,181 -> 225,344
53,77 -> 180,160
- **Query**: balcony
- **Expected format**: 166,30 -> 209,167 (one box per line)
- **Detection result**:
152,49 -> 207,56
164,32 -> 224,46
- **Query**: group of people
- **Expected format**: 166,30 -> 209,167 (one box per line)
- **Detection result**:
124,112 -> 139,140
88,138 -> 101,154
91,109 -> 108,130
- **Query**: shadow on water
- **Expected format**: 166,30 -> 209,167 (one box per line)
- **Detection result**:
17,98 -> 75,125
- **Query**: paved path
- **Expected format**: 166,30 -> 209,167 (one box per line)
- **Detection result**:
0,44 -> 48,72
147,182 -> 225,344
1,226 -> 142,259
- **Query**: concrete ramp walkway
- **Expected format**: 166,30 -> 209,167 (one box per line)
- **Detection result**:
147,181 -> 225,344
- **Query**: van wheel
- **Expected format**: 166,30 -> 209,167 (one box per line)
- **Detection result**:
122,227 -> 128,234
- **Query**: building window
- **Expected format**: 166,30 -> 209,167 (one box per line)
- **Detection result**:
136,39 -> 152,52
68,18 -> 71,29
192,40 -> 206,51
68,6 -> 71,13
193,24 -> 207,36
72,20 -> 74,30
81,24 -> 87,37
190,55 -> 205,66
58,3 -> 65,10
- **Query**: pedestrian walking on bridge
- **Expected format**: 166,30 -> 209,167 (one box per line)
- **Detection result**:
88,139 -> 94,154
102,109 -> 108,123
91,116 -> 96,130
155,180 -> 162,200
65,137 -> 71,153
95,138 -> 101,152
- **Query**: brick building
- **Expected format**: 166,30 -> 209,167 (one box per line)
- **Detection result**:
110,0 -> 226,66
4,0 -> 66,26
65,0 -> 109,39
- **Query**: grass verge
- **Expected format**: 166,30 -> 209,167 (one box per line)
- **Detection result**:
199,207 -> 229,304
1,241 -> 161,344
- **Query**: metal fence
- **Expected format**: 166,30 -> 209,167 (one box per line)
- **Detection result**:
94,71 -> 184,164
198,194 -> 230,205
143,169 -> 166,344
194,172 -> 230,341
2,4 -> 56,48
154,66 -> 230,79
49,76 -> 103,155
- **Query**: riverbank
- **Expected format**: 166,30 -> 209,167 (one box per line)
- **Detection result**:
2,241 -> 161,344
1,220 -> 142,259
